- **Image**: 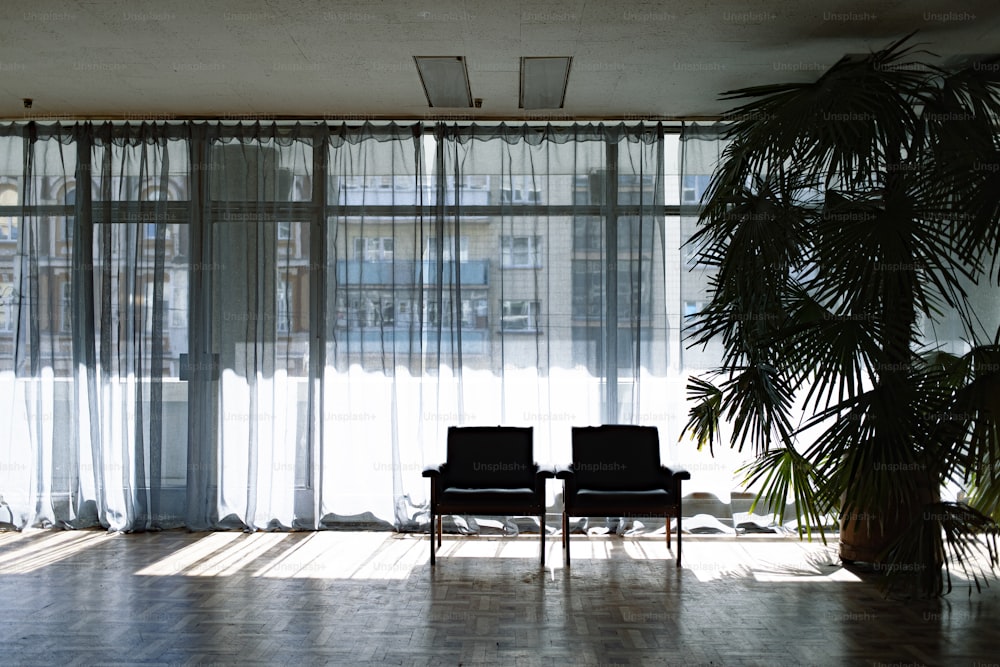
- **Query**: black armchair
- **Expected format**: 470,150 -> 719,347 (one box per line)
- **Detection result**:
422,426 -> 552,566
558,425 -> 690,567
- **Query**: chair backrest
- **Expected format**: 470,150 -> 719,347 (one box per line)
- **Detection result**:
446,426 -> 535,488
571,425 -> 662,490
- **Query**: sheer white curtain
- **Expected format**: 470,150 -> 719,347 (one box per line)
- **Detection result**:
186,124 -> 318,530
0,123 -> 189,531
0,121 -> 674,533
322,123 -> 668,532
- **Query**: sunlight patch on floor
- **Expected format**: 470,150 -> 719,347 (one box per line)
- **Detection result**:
753,568 -> 861,583
186,532 -> 289,577
128,531 -> 874,584
0,530 -> 113,574
137,532 -> 244,576
254,532 -> 396,579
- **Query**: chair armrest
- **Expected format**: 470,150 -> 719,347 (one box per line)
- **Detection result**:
554,465 -> 574,480
422,464 -> 445,478
662,465 -> 691,481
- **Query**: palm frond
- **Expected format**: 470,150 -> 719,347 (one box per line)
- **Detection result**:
737,446 -> 827,542
680,376 -> 723,455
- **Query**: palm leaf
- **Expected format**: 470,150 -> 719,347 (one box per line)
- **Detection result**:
681,376 -> 723,455
737,446 -> 826,542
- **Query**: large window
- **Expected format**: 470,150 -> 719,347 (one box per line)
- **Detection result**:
0,121 -> 677,533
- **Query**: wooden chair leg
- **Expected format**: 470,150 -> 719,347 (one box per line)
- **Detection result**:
666,515 -> 671,548
563,513 -> 570,566
429,511 -> 436,566
540,512 -> 546,566
437,515 -> 443,547
676,514 -> 683,568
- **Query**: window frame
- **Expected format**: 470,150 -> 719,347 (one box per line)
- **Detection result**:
500,299 -> 540,333
500,234 -> 542,268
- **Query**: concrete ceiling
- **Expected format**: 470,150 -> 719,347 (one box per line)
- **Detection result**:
1,0 -> 998,121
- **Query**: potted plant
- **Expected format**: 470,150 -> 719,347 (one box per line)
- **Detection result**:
682,33 -> 1000,598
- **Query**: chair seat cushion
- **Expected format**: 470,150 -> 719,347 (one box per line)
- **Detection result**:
440,487 -> 539,509
569,487 -> 673,510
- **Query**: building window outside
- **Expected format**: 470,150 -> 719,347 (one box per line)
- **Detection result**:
501,235 -> 542,268
277,221 -> 292,240
501,188 -> 542,204
170,271 -> 188,329
421,292 -> 487,329
572,261 -> 603,320
0,185 -> 18,241
461,174 -> 489,190
682,174 -> 711,205
424,236 -> 468,262
684,300 -> 704,319
354,237 -> 394,261
341,291 -> 396,328
395,299 -> 413,327
277,275 -> 290,333
463,297 -> 488,329
501,300 -> 540,332
60,281 -> 72,333
616,260 -> 651,322
143,281 -> 169,334
60,187 -> 76,242
573,217 -> 603,253
344,292 -> 486,330
0,273 -> 14,332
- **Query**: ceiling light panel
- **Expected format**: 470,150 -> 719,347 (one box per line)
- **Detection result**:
414,56 -> 473,108
520,57 -> 572,109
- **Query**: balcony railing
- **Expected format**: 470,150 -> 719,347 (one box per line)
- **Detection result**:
336,260 -> 488,286
336,186 -> 490,207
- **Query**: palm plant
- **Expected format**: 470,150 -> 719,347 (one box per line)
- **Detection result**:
682,33 -> 1000,598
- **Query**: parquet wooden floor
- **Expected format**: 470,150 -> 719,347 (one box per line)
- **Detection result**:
1,528 -> 998,666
